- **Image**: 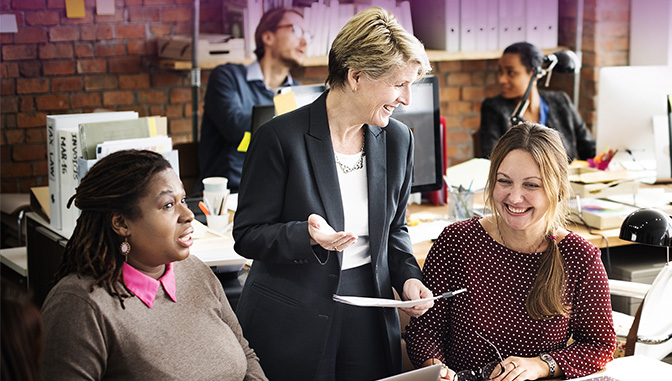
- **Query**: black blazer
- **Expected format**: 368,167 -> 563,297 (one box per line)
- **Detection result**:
233,91 -> 423,379
479,90 -> 596,161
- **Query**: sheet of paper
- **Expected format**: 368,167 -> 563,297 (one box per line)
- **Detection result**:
65,0 -> 85,18
96,0 -> 115,15
333,288 -> 466,308
445,158 -> 490,191
0,14 -> 18,33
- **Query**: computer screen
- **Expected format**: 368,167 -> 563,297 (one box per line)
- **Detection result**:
595,66 -> 672,181
393,75 -> 442,193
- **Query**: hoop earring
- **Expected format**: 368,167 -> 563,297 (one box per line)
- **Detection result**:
120,238 -> 131,262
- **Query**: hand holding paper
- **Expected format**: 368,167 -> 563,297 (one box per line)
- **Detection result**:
333,288 -> 467,308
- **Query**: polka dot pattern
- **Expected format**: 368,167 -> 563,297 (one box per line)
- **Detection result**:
405,217 -> 616,378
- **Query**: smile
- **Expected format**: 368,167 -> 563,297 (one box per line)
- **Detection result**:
506,204 -> 531,214
383,105 -> 395,113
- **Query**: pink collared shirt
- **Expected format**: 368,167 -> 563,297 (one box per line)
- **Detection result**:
122,262 -> 177,308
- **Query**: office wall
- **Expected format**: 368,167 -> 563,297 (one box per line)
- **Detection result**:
0,0 -> 631,192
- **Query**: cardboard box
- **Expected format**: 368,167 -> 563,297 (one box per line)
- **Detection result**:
569,167 -> 640,199
158,34 -> 245,63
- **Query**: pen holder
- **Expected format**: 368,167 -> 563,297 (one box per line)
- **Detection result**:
206,213 -> 230,235
447,191 -> 474,221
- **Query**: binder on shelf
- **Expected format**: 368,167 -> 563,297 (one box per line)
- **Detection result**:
510,0 -> 527,44
46,112 -> 138,230
498,0 -> 516,49
78,116 -> 168,160
525,0 -> 544,48
540,0 -> 559,49
460,0 -> 477,51
486,0 -> 499,51
411,0 -> 460,52
474,0 -> 491,51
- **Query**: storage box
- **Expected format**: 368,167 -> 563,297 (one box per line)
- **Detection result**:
568,197 -> 638,230
569,167 -> 640,198
158,34 -> 245,63
609,254 -> 666,315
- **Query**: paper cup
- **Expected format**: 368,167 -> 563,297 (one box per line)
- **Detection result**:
202,177 -> 228,192
206,213 -> 229,235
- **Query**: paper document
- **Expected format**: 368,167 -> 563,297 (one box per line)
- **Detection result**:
333,288 -> 467,308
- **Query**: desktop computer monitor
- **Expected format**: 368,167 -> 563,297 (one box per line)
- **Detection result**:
392,75 -> 442,193
595,66 -> 672,182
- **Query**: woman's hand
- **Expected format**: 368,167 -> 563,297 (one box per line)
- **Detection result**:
421,359 -> 454,380
491,355 -> 551,381
307,214 -> 357,251
400,278 -> 434,317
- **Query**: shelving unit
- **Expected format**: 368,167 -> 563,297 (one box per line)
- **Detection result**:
159,47 -> 565,70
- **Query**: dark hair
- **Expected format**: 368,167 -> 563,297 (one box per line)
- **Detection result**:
504,42 -> 544,74
1,280 -> 43,381
485,122 -> 571,319
56,150 -> 172,307
254,7 -> 303,60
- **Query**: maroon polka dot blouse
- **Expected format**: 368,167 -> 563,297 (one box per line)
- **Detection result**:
405,217 -> 616,379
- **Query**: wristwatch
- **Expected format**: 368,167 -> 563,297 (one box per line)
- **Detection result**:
540,352 -> 557,378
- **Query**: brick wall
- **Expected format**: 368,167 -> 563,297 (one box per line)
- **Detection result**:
0,0 -> 631,193
1,0 -> 224,193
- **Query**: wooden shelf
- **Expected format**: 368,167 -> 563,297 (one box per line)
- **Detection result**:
159,47 -> 565,70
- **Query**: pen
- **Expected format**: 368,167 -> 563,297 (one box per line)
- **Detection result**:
441,288 -> 467,298
198,201 -> 210,215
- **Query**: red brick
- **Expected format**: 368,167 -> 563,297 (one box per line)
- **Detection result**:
137,89 -> 167,104
77,58 -> 107,74
150,25 -> 173,37
1,79 -> 15,95
16,78 -> 49,94
440,87 -> 460,101
119,73 -> 150,89
4,129 -> 25,145
13,144 -> 46,161
2,162 -> 32,178
25,128 -> 46,144
16,112 -> 47,127
61,10 -> 94,25
12,0 -> 43,10
36,94 -> 69,110
163,7 -> 192,22
118,105 -> 146,116
25,10 -> 60,26
116,25 -> 146,39
20,96 -> 36,112
165,104 -> 183,118
128,40 -> 156,55
129,7 -> 161,22
152,72 -> 183,87
95,42 -> 125,57
81,25 -> 114,41
108,56 -> 141,73
126,0 -> 142,6
447,72 -> 472,86
52,76 -> 83,92
169,119 -> 191,135
170,88 -> 191,103
145,0 -> 173,5
84,75 -> 118,90
2,45 -> 38,60
75,43 -> 94,57
462,86 -> 485,101
149,105 -> 165,116
19,62 -> 41,77
32,160 -> 48,178
1,63 -> 20,78
1,96 -> 18,113
49,27 -> 80,42
15,27 -> 48,43
103,91 -> 134,106
39,43 -> 74,59
71,92 -> 102,108
43,60 -> 75,75
95,9 -> 124,23
174,23 -> 191,35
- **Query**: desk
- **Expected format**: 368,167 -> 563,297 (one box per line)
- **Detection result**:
25,211 -> 246,307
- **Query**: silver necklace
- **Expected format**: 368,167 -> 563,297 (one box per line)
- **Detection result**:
497,223 -> 546,253
334,136 -> 365,174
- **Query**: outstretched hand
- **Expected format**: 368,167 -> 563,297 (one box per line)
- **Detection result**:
400,278 -> 434,318
308,214 -> 357,252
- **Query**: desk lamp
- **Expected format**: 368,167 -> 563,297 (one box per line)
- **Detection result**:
619,208 -> 672,359
510,49 -> 581,126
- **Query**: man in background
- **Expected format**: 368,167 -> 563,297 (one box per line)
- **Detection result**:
198,7 -> 308,193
